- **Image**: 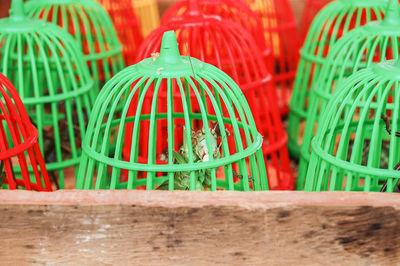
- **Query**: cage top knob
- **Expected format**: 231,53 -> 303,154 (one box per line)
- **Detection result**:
138,30 -> 206,76
10,0 -> 25,20
382,0 -> 400,26
157,31 -> 181,64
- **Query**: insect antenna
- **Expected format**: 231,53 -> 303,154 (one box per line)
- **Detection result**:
380,115 -> 400,192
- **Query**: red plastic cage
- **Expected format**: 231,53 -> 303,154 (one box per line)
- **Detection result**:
0,73 -> 52,191
299,0 -> 332,41
161,0 -> 271,70
128,5 -> 294,190
96,0 -> 144,65
244,0 -> 300,115
160,0 -> 299,115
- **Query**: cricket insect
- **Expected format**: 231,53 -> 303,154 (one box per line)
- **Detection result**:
233,170 -> 254,184
0,160 -> 6,188
380,115 -> 400,192
157,121 -> 252,190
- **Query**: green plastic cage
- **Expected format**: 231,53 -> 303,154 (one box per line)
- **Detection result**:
76,31 -> 269,191
0,0 -> 93,189
288,0 -> 387,158
298,0 -> 400,189
25,0 -> 125,96
304,58 -> 400,192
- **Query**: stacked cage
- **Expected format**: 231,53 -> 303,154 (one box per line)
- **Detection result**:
77,31 -> 269,191
304,59 -> 400,192
0,0 -> 93,188
288,0 -> 387,158
298,0 -> 400,189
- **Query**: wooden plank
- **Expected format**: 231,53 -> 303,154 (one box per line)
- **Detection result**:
0,190 -> 399,265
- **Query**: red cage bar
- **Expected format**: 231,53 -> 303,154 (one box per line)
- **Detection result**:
0,73 -> 52,191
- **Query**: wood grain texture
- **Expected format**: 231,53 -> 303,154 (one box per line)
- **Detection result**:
0,190 -> 399,265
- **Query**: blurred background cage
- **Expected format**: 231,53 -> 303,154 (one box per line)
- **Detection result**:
297,0 -> 400,189
161,0 -> 272,72
244,0 -> 300,115
0,73 -> 52,191
305,59 -> 400,193
96,0 -> 144,66
163,0 -> 300,115
136,2 -> 294,190
77,31 -> 270,191
25,0 -> 125,93
299,0 -> 331,40
288,0 -> 387,158
132,0 -> 160,37
0,0 -> 93,189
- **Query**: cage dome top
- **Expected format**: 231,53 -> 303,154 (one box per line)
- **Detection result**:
25,0 -> 124,89
308,0 -> 400,100
0,0 -> 58,32
24,0 -> 122,54
137,6 -> 270,91
136,33 -> 207,77
161,0 -> 267,52
0,0 -> 93,109
364,0 -> 400,29
77,31 -> 268,191
305,58 -> 400,192
0,72 -> 36,161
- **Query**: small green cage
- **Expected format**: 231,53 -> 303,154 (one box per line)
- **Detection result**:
77,31 -> 269,191
305,59 -> 400,192
0,0 -> 93,189
25,0 -> 125,96
298,0 -> 400,189
288,0 -> 387,158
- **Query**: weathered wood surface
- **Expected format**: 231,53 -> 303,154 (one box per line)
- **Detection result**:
0,190 -> 399,265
